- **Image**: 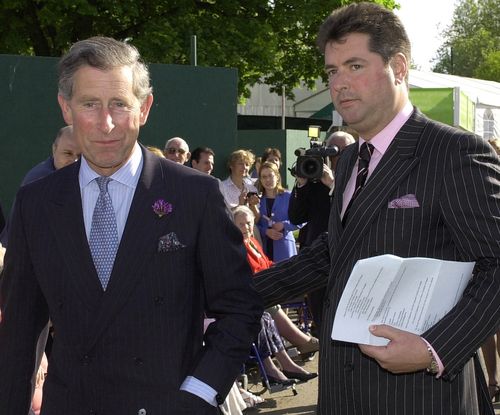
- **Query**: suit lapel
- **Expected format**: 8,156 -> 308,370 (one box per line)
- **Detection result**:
84,147 -> 169,350
47,161 -> 103,311
327,110 -> 427,292
330,143 -> 357,236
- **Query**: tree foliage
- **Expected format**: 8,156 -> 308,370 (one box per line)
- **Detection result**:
0,0 -> 396,99
432,0 -> 500,81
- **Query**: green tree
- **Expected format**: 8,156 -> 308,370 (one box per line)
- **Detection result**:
0,0 -> 396,98
432,0 -> 500,81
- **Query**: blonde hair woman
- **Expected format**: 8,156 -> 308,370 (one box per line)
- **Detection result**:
256,162 -> 302,262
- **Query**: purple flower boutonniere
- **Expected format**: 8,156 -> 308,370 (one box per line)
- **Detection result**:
152,199 -> 173,218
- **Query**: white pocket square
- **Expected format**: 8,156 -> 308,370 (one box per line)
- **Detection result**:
157,232 -> 186,253
388,194 -> 420,209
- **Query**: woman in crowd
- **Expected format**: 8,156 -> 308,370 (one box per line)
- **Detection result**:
233,205 -> 317,384
261,147 -> 282,170
220,149 -> 260,224
256,162 -> 301,262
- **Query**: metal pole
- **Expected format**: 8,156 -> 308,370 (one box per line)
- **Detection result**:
281,85 -> 286,130
190,35 -> 197,66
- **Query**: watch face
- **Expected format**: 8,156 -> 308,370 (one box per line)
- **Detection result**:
426,346 -> 439,374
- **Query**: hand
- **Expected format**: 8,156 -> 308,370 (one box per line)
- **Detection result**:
238,189 -> 248,205
272,222 -> 284,232
358,324 -> 431,374
296,177 -> 307,187
265,228 -> 283,240
247,194 -> 260,206
320,164 -> 334,188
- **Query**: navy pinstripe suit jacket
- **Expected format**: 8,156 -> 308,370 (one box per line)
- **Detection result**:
255,108 -> 500,415
0,145 -> 263,414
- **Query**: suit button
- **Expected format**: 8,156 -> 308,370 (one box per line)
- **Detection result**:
344,362 -> 354,371
138,409 -> 147,415
89,410 -> 96,415
134,357 -> 144,365
154,296 -> 164,305
82,355 -> 91,365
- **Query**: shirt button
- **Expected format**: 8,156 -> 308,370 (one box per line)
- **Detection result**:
138,409 -> 147,415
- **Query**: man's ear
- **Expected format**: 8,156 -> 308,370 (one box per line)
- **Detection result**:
390,53 -> 408,86
139,94 -> 154,126
58,94 -> 73,125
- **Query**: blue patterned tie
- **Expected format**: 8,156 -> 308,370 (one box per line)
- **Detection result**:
89,176 -> 119,290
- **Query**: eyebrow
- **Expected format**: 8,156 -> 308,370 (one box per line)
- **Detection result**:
325,57 -> 368,70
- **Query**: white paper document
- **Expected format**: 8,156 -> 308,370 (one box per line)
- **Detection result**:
331,255 -> 475,346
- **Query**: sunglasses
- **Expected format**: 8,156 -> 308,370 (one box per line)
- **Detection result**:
165,147 -> 187,155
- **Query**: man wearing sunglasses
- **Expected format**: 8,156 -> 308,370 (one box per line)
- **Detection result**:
164,136 -> 191,165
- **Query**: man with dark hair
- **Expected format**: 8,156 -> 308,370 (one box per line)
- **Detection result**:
0,36 -> 262,415
191,146 -> 215,175
254,3 -> 500,414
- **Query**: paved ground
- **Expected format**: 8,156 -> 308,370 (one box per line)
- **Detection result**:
243,352 -> 500,415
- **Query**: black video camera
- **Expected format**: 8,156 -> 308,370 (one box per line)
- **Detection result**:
290,140 -> 339,180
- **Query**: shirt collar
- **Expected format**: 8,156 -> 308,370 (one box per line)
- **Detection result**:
359,100 -> 413,155
79,142 -> 143,189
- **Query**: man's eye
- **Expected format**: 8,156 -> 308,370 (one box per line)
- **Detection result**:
351,64 -> 362,71
326,69 -> 337,78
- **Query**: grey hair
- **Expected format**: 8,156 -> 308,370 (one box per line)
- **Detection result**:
232,205 -> 255,222
58,37 -> 152,102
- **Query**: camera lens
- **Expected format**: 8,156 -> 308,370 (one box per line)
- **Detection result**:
296,155 -> 323,179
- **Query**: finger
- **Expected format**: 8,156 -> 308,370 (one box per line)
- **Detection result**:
359,343 -> 386,359
369,324 -> 401,340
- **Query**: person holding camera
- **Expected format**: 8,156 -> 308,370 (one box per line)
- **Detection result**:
288,130 -> 355,331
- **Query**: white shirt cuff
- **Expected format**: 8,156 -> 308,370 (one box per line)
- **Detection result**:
180,376 -> 218,407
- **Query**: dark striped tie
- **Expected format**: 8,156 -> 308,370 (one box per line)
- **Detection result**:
342,142 -> 374,226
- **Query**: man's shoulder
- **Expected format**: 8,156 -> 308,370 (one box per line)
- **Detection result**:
410,108 -> 476,141
21,157 -> 55,186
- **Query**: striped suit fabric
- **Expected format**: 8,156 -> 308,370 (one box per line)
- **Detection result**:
0,146 -> 263,414
254,108 -> 500,414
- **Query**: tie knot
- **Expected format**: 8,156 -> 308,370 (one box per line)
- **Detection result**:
95,176 -> 112,194
359,142 -> 374,162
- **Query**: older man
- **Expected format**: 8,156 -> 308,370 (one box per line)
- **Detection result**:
164,136 -> 191,165
0,37 -> 262,415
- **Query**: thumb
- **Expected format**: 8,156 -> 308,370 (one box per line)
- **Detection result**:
369,324 -> 400,340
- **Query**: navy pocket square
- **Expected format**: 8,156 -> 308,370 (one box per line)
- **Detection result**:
158,232 -> 186,253
388,194 -> 420,209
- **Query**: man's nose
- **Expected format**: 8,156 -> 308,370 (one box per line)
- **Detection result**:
98,108 -> 115,133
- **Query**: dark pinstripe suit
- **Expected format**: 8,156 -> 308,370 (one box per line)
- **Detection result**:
254,109 -> 500,414
0,146 -> 263,414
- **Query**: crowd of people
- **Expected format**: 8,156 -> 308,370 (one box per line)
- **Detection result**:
0,3 -> 499,415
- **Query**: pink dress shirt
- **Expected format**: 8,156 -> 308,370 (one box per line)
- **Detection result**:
340,100 -> 444,377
